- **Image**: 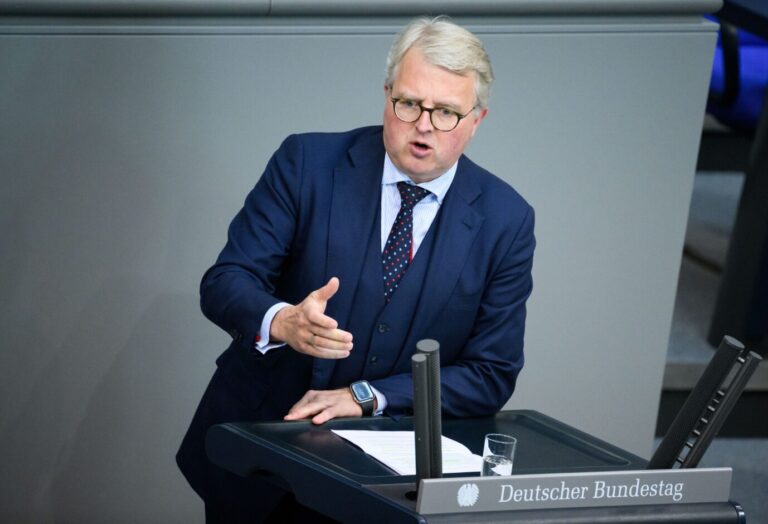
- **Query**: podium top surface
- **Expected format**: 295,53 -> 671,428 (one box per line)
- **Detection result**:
207,409 -> 647,485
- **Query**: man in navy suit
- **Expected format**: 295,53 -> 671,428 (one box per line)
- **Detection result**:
178,15 -> 535,522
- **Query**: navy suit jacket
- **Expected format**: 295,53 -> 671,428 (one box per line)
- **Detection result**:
199,125 -> 534,419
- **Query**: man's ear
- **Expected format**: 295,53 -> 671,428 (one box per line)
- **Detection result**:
470,107 -> 489,137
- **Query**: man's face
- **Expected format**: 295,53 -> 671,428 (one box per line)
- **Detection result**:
383,48 -> 488,183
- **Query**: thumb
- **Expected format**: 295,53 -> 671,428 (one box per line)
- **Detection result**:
313,277 -> 340,303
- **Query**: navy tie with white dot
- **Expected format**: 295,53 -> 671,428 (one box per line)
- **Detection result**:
382,181 -> 431,302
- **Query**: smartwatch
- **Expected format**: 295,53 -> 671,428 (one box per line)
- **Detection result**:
349,380 -> 375,416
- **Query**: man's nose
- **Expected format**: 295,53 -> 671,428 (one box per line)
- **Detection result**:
414,109 -> 434,133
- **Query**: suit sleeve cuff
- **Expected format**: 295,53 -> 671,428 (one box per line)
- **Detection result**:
254,302 -> 291,354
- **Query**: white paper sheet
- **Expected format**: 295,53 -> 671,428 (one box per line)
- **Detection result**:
331,429 -> 483,475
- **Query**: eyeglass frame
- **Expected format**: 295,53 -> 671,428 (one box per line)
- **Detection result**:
390,97 -> 477,132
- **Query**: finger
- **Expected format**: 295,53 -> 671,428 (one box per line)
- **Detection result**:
309,346 -> 351,359
284,408 -> 307,421
312,277 -> 340,303
311,408 -> 337,425
311,395 -> 362,425
299,332 -> 351,358
306,309 -> 339,330
292,337 -> 350,359
310,332 -> 353,351
285,391 -> 314,414
284,411 -> 305,421
284,397 -> 325,421
284,404 -> 310,420
310,326 -> 353,344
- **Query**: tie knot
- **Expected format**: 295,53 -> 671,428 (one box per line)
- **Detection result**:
396,181 -> 431,211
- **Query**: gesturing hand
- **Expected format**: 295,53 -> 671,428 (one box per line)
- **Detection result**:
270,277 -> 353,359
284,388 -> 365,425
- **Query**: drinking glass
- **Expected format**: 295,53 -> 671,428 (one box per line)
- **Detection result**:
481,433 -> 517,476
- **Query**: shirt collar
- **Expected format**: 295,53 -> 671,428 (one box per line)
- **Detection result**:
382,153 -> 457,205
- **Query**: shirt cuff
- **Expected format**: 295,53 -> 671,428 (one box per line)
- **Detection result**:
254,302 -> 291,354
371,385 -> 387,416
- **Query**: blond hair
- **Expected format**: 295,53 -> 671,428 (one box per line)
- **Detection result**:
385,16 -> 494,109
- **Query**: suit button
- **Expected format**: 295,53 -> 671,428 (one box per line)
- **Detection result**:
377,323 -> 389,333
370,356 -> 378,364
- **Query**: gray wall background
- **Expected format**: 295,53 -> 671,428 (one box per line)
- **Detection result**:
0,10 -> 716,523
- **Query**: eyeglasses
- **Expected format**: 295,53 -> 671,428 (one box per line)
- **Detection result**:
390,97 -> 475,132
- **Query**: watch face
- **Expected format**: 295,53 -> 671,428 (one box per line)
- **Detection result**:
351,381 -> 374,402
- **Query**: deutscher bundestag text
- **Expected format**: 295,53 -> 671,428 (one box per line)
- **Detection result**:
499,479 -> 685,504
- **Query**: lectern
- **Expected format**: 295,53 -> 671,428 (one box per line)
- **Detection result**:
206,410 -> 743,523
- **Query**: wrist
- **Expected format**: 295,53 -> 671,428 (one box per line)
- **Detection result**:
269,306 -> 291,342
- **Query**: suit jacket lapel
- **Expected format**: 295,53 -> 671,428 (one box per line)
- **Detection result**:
312,131 -> 384,390
410,156 -> 484,336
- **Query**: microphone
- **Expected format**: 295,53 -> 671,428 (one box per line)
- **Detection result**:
416,339 -> 442,479
411,338 -> 442,494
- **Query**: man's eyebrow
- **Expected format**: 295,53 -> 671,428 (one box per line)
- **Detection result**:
434,101 -> 462,111
394,93 -> 463,111
392,92 -> 422,102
